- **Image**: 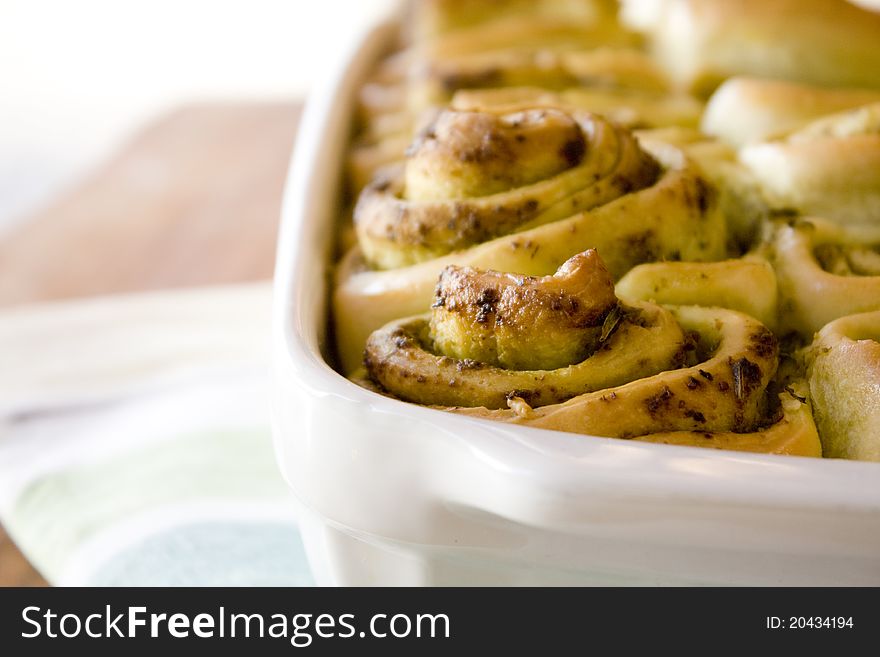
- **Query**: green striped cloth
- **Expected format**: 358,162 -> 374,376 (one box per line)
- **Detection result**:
0,284 -> 314,586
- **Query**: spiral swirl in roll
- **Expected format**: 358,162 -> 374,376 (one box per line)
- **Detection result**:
453,304 -> 779,437
335,106 -> 727,372
355,107 -> 660,269
364,250 -> 686,409
348,4 -> 697,195
350,71 -> 701,196
326,0 -> 880,462
359,250 -> 817,455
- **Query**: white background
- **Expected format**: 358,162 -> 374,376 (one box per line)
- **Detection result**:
0,0 -> 396,230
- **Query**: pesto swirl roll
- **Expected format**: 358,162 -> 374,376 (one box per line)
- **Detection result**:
348,4 -> 695,196
739,103 -> 880,227
806,310 -> 880,461
452,304 -> 780,438
355,106 -> 661,270
335,107 -> 727,372
364,250 -> 686,409
359,250 -> 817,456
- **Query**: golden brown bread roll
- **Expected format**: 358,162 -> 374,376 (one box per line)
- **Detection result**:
350,69 -> 704,196
332,0 -> 880,461
702,77 -> 880,148
807,311 -> 880,461
355,106 -> 660,269
428,249 -> 619,370
358,250 -> 814,454
739,104 -> 880,227
364,250 -> 687,408
626,0 -> 880,96
349,2 -> 677,195
335,108 -> 727,372
406,0 -> 619,41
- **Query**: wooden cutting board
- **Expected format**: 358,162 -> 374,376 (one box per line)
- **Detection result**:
0,102 -> 300,305
0,101 -> 301,585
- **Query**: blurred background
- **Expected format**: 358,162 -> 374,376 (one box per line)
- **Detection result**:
0,0 -> 394,231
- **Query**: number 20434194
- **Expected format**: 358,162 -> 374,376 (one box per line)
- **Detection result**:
766,617 -> 854,630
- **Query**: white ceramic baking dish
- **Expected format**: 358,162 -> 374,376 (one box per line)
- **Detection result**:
271,15 -> 880,586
